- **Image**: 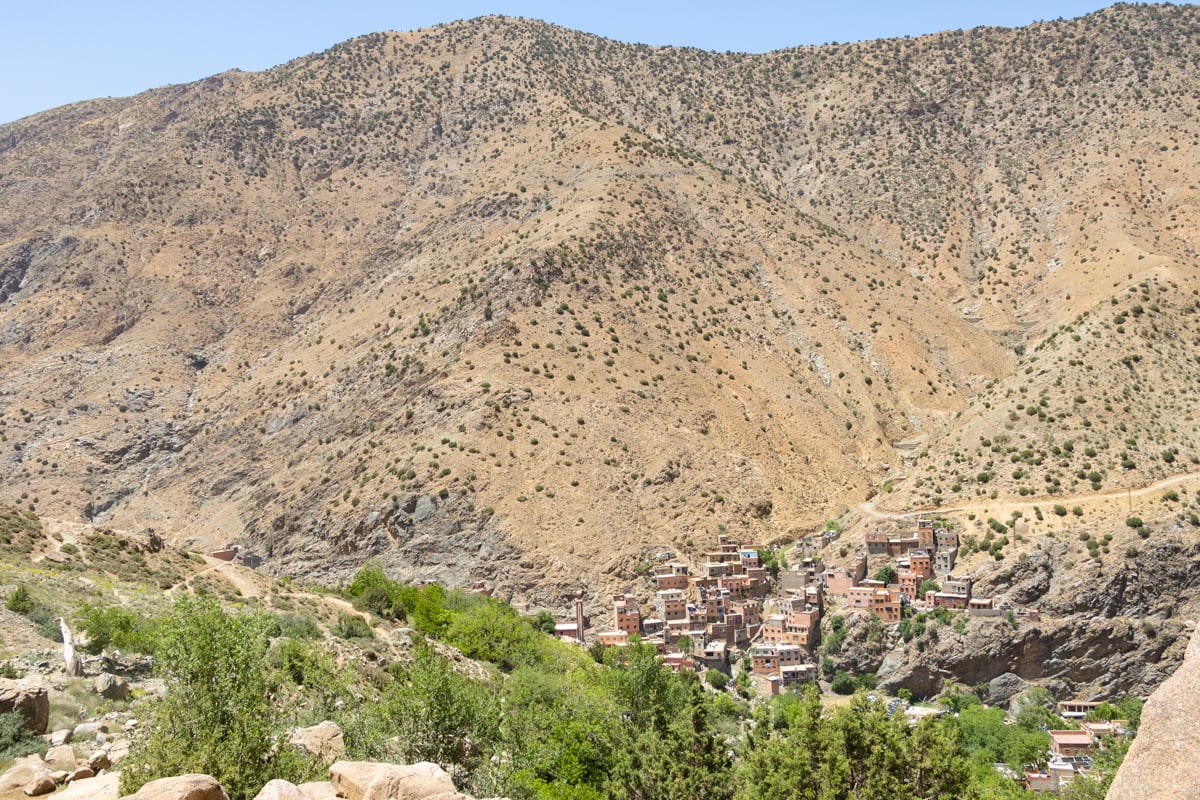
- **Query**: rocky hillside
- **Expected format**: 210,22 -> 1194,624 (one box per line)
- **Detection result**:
0,4 -> 1197,616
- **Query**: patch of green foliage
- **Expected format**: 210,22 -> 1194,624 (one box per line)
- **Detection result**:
75,604 -> 162,655
0,508 -> 44,557
332,613 -> 375,640
0,711 -> 47,760
113,561 -> 1139,800
119,596 -> 322,800
7,583 -> 63,642
738,688 -> 971,800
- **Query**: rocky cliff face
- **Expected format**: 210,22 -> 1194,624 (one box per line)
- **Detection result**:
1106,627 -> 1200,800
832,539 -> 1200,699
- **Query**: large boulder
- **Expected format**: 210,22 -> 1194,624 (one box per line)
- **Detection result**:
22,770 -> 56,797
67,767 -> 96,783
329,761 -> 456,800
106,738 -> 131,765
95,673 -> 130,701
45,743 -> 78,770
295,783 -> 340,800
1107,628 -> 1200,799
120,774 -> 230,800
87,751 -> 112,772
0,755 -> 47,793
986,672 -> 1027,707
57,772 -> 121,800
252,781 -> 305,800
287,721 -> 346,761
0,679 -> 50,734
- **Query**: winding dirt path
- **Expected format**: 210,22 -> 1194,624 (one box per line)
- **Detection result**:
857,470 -> 1200,522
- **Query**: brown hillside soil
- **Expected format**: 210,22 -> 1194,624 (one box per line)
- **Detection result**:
0,7 -> 1196,616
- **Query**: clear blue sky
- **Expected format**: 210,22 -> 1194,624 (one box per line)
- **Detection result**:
0,1 -> 1158,125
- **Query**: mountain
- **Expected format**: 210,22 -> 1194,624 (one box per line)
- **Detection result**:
1,1 -> 1198,648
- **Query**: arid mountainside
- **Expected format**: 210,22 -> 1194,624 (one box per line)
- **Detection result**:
0,4 -> 1198,615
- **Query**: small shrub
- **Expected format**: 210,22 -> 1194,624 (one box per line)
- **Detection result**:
274,614 -> 323,640
76,604 -> 161,655
333,614 -> 375,640
5,584 -> 32,614
830,671 -> 855,695
0,711 -> 47,760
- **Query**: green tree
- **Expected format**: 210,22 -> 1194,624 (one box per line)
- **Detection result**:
831,671 -> 856,695
603,641 -> 689,733
380,638 -> 499,774
909,720 -> 971,800
1014,687 -> 1060,732
759,547 -> 783,579
119,596 -> 318,800
343,559 -> 402,616
482,663 -> 619,798
533,610 -> 557,635
607,683 -> 733,800
873,566 -> 898,585
832,695 -> 912,798
0,711 -> 47,760
737,687 -> 826,800
442,596 -> 546,671
737,689 -> 972,800
5,584 -> 31,614
75,604 -> 161,655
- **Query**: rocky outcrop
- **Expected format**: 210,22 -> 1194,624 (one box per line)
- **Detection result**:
0,754 -> 118,800
252,781 -> 306,800
95,673 -> 131,701
0,678 -> 50,734
286,721 -> 345,762
328,761 -> 474,800
862,538 -> 1200,699
1,755 -> 48,794
258,493 -> 553,605
985,672 -> 1027,706
120,775 -> 230,800
23,771 -> 57,797
873,612 -> 1187,698
118,764 -> 494,800
57,773 -> 120,800
1106,627 -> 1200,800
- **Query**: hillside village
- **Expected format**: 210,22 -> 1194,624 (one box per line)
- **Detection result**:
535,519 -> 1138,794
552,520 -> 997,686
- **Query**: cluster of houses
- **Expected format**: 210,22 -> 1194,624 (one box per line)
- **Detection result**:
539,519 -> 1131,794
593,537 -> 774,672
554,520 -> 1000,694
1018,702 -> 1134,793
